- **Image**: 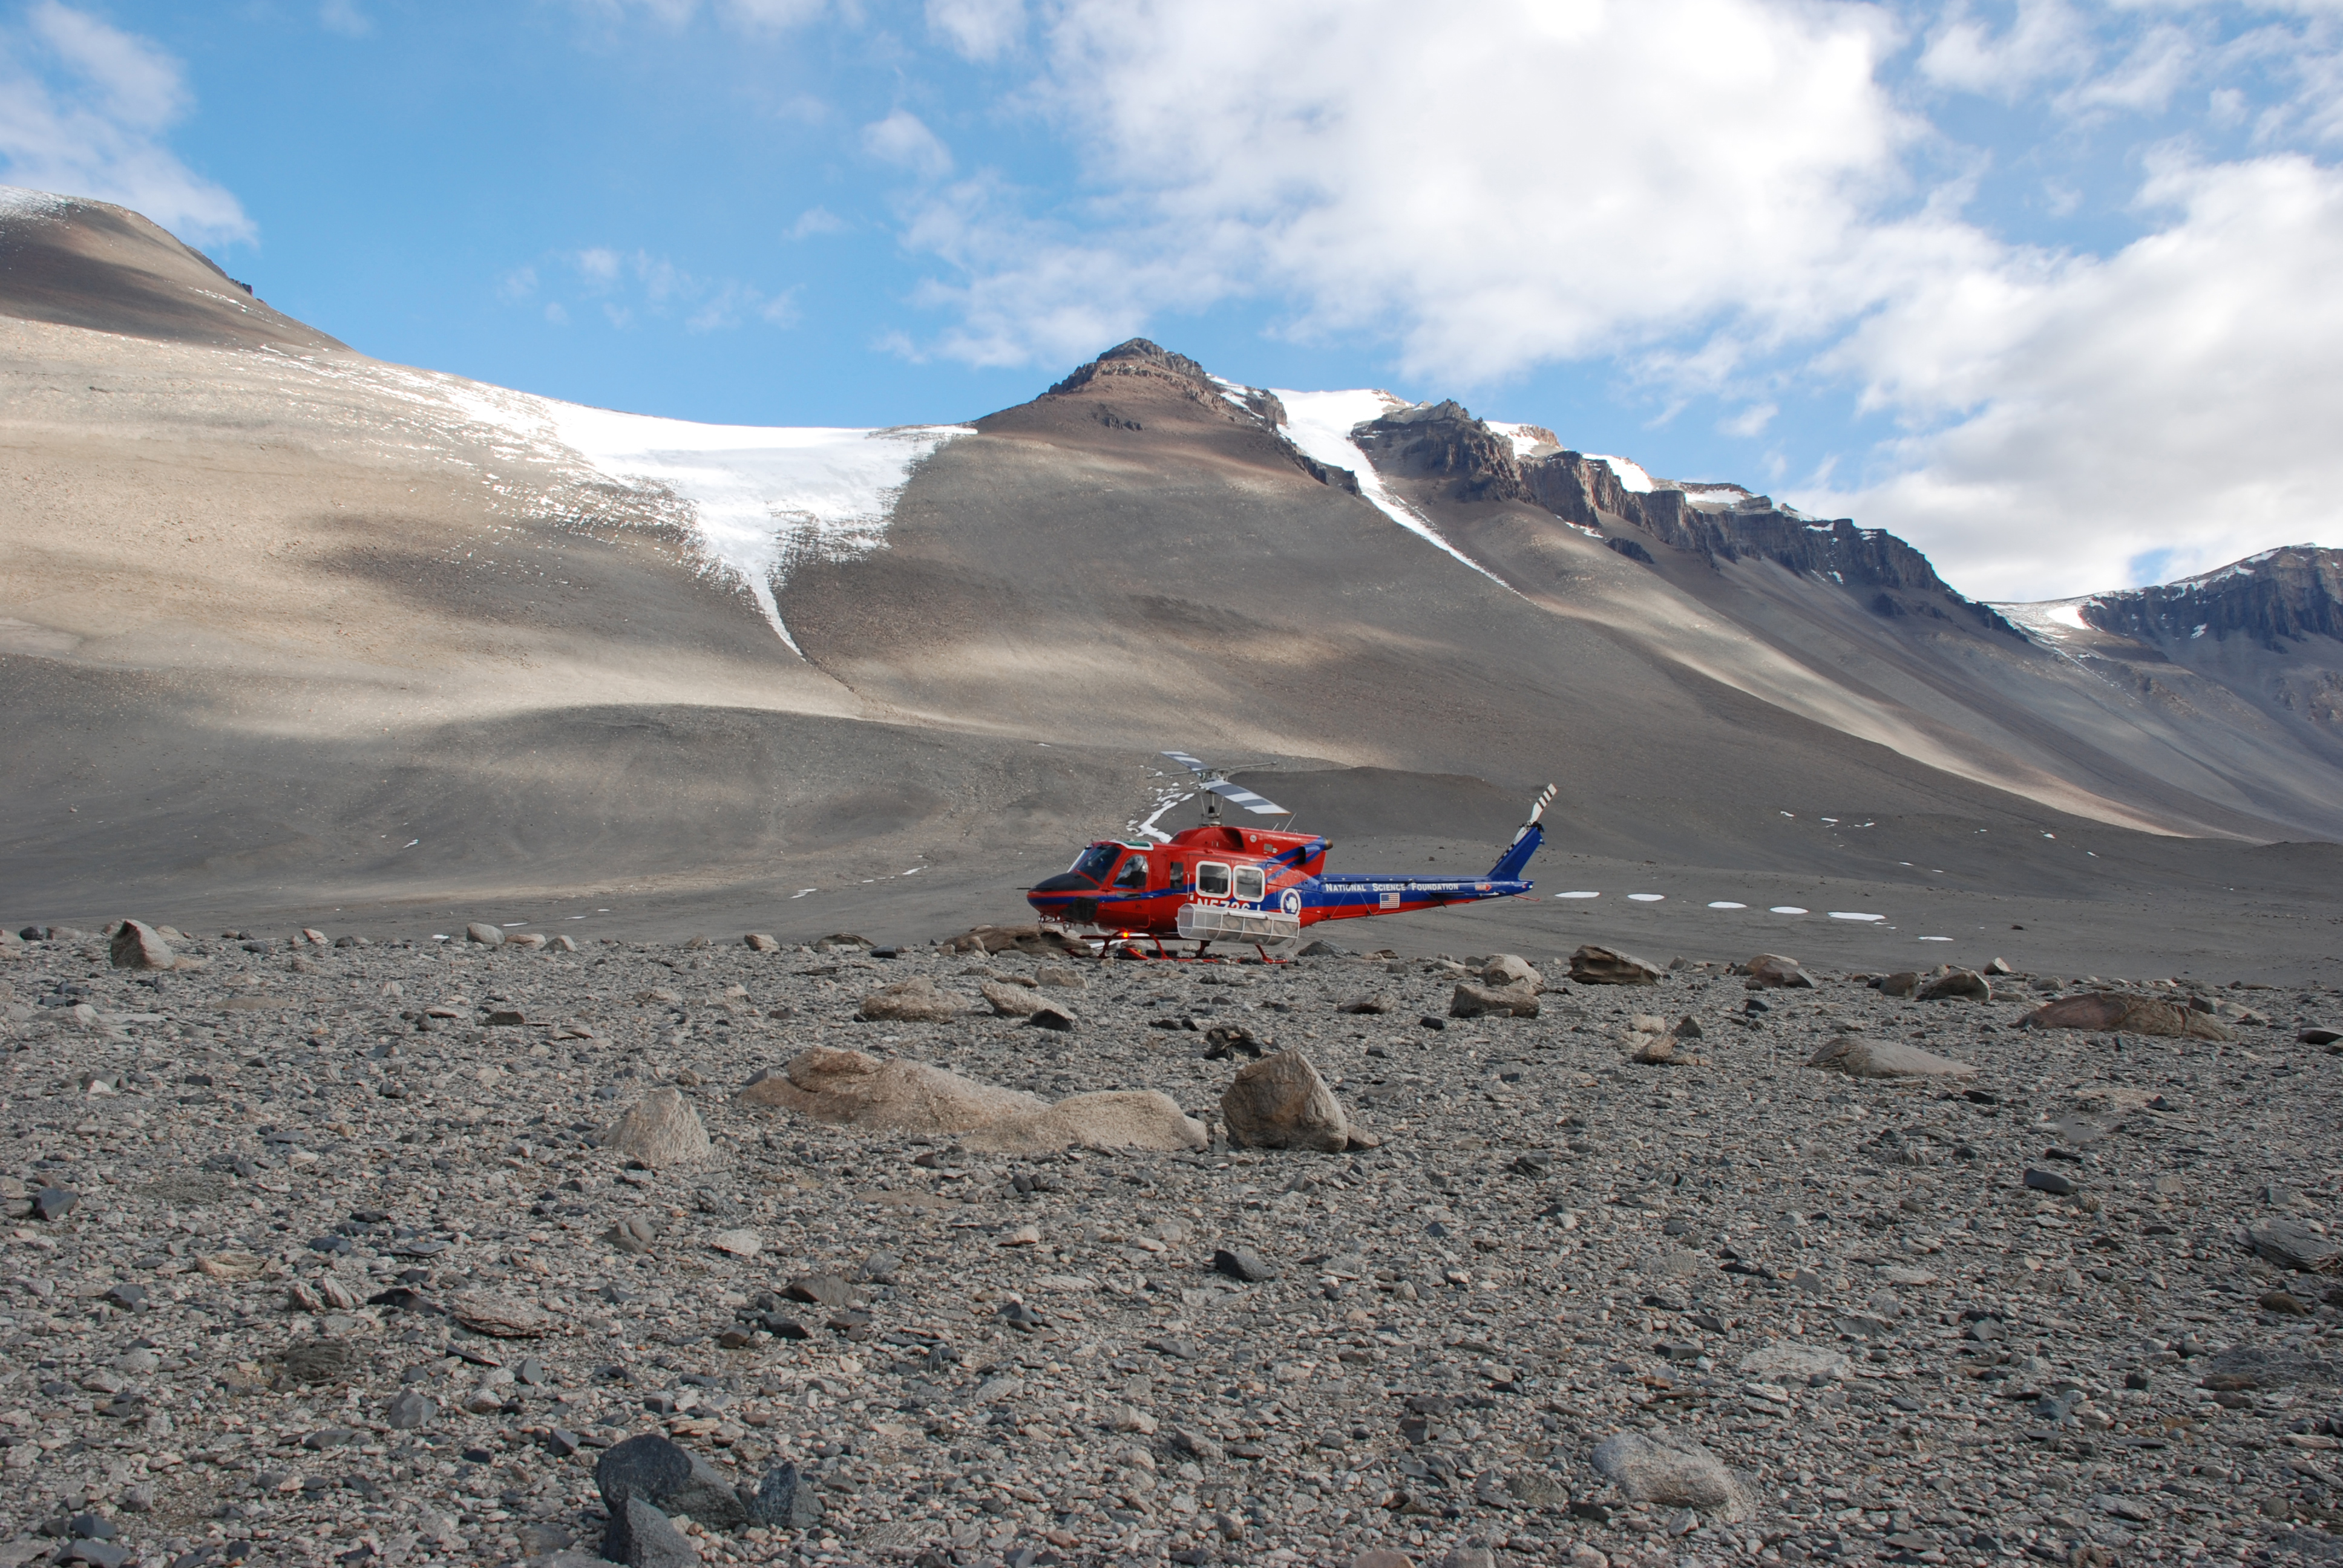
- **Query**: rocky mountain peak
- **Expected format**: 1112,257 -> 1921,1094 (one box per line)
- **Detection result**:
1349,396 -> 2019,638
2078,545 -> 2343,650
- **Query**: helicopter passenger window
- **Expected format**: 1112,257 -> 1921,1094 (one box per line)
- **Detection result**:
1168,861 -> 1185,884
1072,844 -> 1119,881
1112,854 -> 1150,890
1195,862 -> 1231,897
1233,866 -> 1265,901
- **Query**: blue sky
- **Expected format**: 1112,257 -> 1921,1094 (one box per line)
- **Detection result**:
4,0 -> 2342,601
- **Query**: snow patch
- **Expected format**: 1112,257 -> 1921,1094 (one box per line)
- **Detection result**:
326,365 -> 969,654
2045,603 -> 2091,630
1555,890 -> 1601,899
1484,420 -> 1552,460
1706,901 -> 1746,909
1827,912 -> 1885,923
1274,388 -> 1511,588
0,185 -> 71,222
1588,455 -> 1654,494
1627,892 -> 1665,902
1769,906 -> 1809,915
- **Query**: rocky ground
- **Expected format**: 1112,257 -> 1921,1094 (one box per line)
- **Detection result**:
0,918 -> 2339,1568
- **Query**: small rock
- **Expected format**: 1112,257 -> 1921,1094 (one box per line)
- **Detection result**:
1872,970 -> 1920,997
1917,967 -> 1993,1001
980,981 -> 1039,1018
615,1495 -> 698,1568
1025,1002 -> 1078,1031
784,1274 -> 856,1308
1336,995 -> 1394,1015
465,923 -> 505,947
1737,953 -> 1813,988
1985,956 -> 2014,975
1588,1429 -> 1754,1521
1483,953 -> 1542,990
1805,1036 -> 1976,1079
709,1228 -> 762,1258
1451,981 -> 1539,1019
1001,1224 -> 1042,1247
1213,1247 -> 1277,1282
600,1088 -> 712,1168
1221,1049 -> 1351,1152
1626,1034 -> 1676,1065
2247,1219 -> 2342,1273
2024,1168 -> 2077,1197
604,1215 -> 660,1254
743,933 -> 780,952
745,1460 -> 822,1529
1568,945 -> 1664,985
384,1390 -> 436,1429
33,1187 -> 77,1223
1672,1014 -> 1703,1039
1737,1342 -> 1848,1382
1034,965 -> 1086,988
107,920 -> 174,971
859,975 -> 963,1023
2261,1290 -> 2313,1316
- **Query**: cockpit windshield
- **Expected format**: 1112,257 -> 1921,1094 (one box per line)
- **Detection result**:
1070,844 -> 1120,882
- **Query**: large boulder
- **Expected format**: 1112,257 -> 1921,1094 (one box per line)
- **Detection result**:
736,1047 -> 1043,1134
1450,981 -> 1539,1019
940,924 -> 1089,956
963,1090 -> 1207,1155
596,1432 -> 749,1560
980,981 -> 1040,1018
1805,1035 -> 1976,1080
1221,1050 -> 1351,1153
1916,968 -> 1993,1001
600,1089 -> 713,1168
1568,945 -> 1663,986
108,920 -> 174,971
858,976 -> 963,1023
2247,1219 -> 2342,1275
1482,954 -> 1542,991
2019,991 -> 2232,1040
1737,953 -> 1814,989
1588,1429 -> 1754,1521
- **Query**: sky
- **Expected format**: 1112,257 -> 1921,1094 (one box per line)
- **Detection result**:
2,0 -> 2341,603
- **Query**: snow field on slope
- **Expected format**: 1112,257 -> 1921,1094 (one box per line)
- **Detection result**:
1272,388 -> 1509,587
311,363 -> 969,654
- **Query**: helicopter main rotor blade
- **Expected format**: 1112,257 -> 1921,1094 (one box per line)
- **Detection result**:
1206,777 -> 1286,815
1161,750 -> 1213,778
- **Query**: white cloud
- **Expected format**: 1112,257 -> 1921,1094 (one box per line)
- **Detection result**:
0,2 -> 251,243
1720,402 -> 1778,437
787,204 -> 846,238
1801,154 -> 2343,598
1918,0 -> 2092,97
546,246 -> 798,332
319,0 -> 373,38
927,0 -> 1023,60
862,108 -> 952,179
886,0 -> 1921,381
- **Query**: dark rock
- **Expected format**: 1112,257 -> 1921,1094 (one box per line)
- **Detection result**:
612,1495 -> 698,1568
1213,1247 -> 1277,1282
596,1434 -> 693,1534
33,1187 -> 77,1223
2024,1168 -> 2077,1197
1024,1003 -> 1077,1031
744,1460 -> 823,1529
1202,1024 -> 1267,1059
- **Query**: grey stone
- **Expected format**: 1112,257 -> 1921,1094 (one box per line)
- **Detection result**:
1213,1247 -> 1277,1282
1220,1048 -> 1349,1152
385,1390 -> 436,1429
614,1495 -> 698,1568
107,920 -> 174,971
1588,1429 -> 1754,1521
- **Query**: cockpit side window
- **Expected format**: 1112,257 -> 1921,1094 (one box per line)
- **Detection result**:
1072,844 -> 1119,881
1195,861 -> 1231,897
1112,854 -> 1150,890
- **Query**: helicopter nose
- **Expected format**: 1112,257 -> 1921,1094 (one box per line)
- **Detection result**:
1031,872 -> 1095,893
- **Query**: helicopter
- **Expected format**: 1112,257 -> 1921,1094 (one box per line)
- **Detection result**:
1024,752 -> 1555,955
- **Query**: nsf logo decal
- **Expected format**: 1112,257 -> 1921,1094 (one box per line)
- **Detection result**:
1280,889 -> 1302,916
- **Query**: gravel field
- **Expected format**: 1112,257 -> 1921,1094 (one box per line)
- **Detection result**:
1,920 -> 2339,1568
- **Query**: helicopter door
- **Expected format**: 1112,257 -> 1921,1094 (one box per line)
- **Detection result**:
1232,865 -> 1265,905
1111,853 -> 1150,890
